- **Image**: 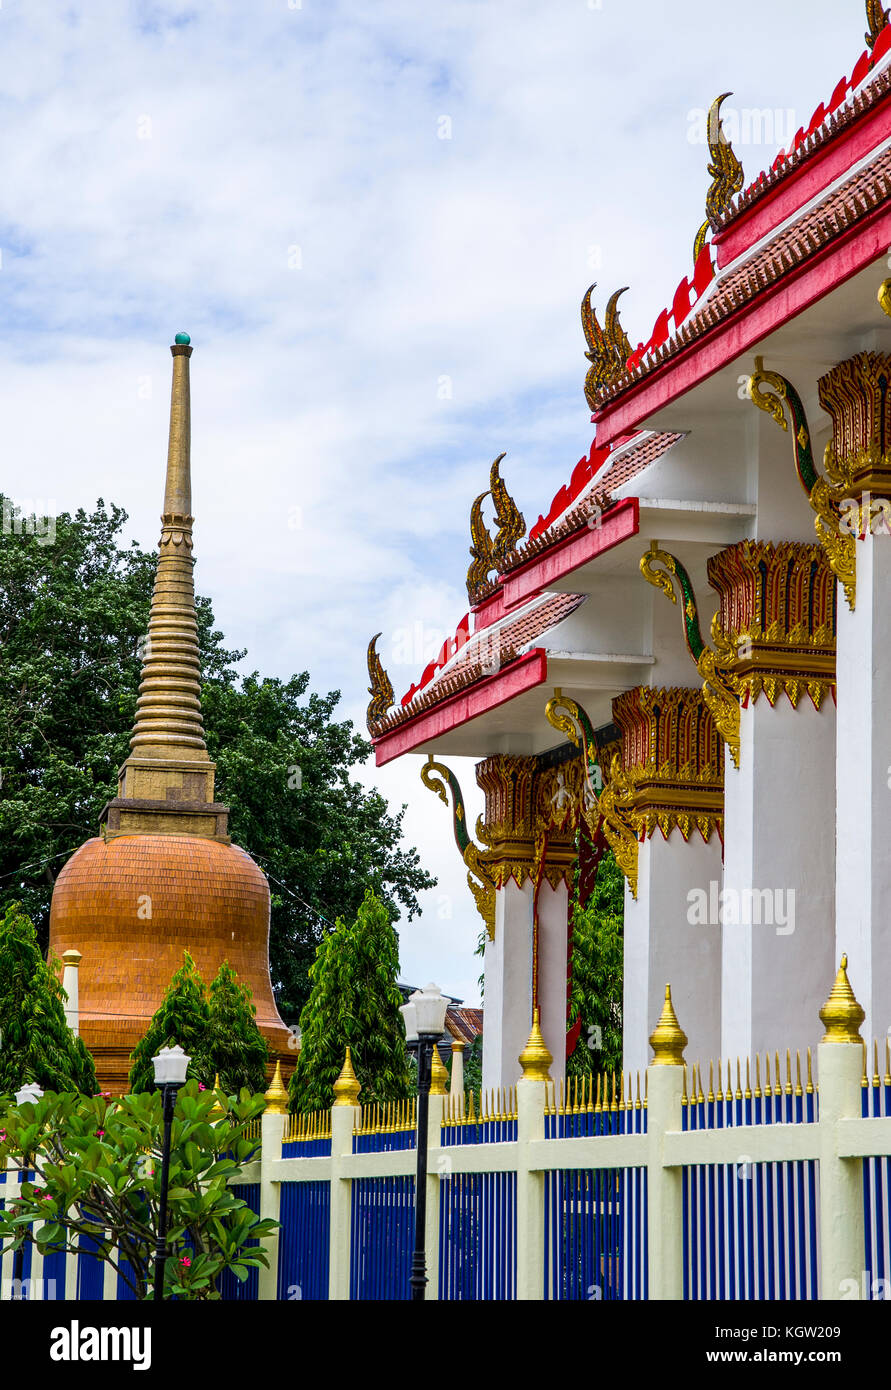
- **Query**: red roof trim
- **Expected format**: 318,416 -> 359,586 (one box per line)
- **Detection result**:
502,498 -> 639,607
373,649 -> 548,765
593,205 -> 891,446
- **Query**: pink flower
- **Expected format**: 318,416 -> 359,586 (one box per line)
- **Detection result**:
95,1130 -> 105,1137
198,1084 -> 206,1091
180,1257 -> 191,1267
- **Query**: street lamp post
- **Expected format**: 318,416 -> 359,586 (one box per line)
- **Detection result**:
400,983 -> 449,1302
151,1045 -> 190,1301
12,1083 -> 44,1301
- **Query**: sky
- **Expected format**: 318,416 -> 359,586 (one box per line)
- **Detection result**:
0,0 -> 871,1005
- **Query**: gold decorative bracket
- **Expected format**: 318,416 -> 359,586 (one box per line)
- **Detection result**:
640,543 -> 741,768
747,358 -> 856,609
421,754 -> 497,941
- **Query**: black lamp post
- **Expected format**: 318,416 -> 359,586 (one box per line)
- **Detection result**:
151,1044 -> 190,1301
400,983 -> 448,1302
12,1082 -> 44,1301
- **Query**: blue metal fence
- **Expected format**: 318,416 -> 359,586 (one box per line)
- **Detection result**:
439,1171 -> 516,1299
682,1057 -> 819,1300
276,1180 -> 331,1300
862,1043 -> 891,1298
349,1176 -> 414,1299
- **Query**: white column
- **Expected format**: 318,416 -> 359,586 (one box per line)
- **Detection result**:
721,698 -> 836,1060
482,879 -> 533,1092
61,949 -> 81,1035
448,1040 -> 464,1112
536,879 -> 569,1082
836,530 -> 891,1041
624,833 -> 723,1076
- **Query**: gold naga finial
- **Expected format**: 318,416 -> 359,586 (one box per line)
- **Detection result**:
333,1047 -> 362,1106
694,93 -> 744,259
866,0 -> 890,48
582,284 -> 632,409
518,1008 -> 553,1082
466,454 -> 524,602
878,278 -> 891,319
366,632 -> 394,732
489,453 -> 526,562
649,984 -> 688,1066
263,1060 -> 289,1114
819,955 -> 866,1044
429,1045 -> 449,1096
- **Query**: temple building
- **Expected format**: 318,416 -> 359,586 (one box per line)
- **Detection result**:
367,8 -> 891,1091
49,334 -> 291,1094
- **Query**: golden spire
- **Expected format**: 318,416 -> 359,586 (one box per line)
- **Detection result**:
264,1060 -> 289,1115
108,335 -> 228,841
130,336 -> 207,761
819,955 -> 866,1044
333,1047 -> 361,1106
648,984 -> 688,1065
429,1045 -> 448,1096
518,1008 -> 553,1082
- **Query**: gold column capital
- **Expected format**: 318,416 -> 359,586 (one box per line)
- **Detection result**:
819,955 -> 866,1045
648,985 -> 688,1066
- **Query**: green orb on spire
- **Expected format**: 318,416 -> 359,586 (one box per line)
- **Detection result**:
174,332 -> 191,345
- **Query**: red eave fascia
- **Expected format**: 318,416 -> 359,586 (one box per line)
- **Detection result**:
713,84 -> 891,267
500,498 -> 639,608
593,205 -> 891,447
373,649 -> 548,766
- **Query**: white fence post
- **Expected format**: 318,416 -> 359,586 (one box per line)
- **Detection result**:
516,1011 -> 548,1300
646,986 -> 685,1301
258,1061 -> 288,1301
817,957 -> 867,1300
328,1049 -> 361,1300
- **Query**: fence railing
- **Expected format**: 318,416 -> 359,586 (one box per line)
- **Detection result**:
3,964 -> 890,1301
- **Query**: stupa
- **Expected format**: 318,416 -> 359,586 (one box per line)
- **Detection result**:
49,334 -> 292,1092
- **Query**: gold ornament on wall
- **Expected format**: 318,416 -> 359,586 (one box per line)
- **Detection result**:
640,543 -> 741,768
747,358 -> 856,609
420,754 -> 497,941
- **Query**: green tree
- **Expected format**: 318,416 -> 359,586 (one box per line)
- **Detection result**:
567,849 -> 624,1079
0,497 -> 434,1019
289,889 -> 412,1113
0,902 -> 96,1094
129,952 -> 212,1093
206,961 -> 270,1095
0,1083 -> 275,1299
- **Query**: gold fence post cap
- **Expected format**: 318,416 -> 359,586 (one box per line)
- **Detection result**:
819,954 -> 865,1044
430,1045 -> 448,1095
263,1059 -> 289,1114
649,984 -> 688,1065
519,1008 -> 553,1081
333,1046 -> 361,1106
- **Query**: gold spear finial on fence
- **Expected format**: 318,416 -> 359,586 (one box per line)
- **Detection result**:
264,1060 -> 289,1115
333,1047 -> 361,1106
819,955 -> 865,1044
519,1008 -> 553,1082
430,1046 -> 448,1096
648,984 -> 688,1065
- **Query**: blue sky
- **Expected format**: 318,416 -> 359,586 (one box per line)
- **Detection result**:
0,0 -> 870,1003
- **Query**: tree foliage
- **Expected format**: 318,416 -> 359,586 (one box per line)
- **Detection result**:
0,902 -> 96,1094
0,1083 -> 275,1299
289,889 -> 412,1113
128,952 -> 212,1094
206,961 -> 270,1095
0,498 -> 434,1020
567,849 -> 624,1078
